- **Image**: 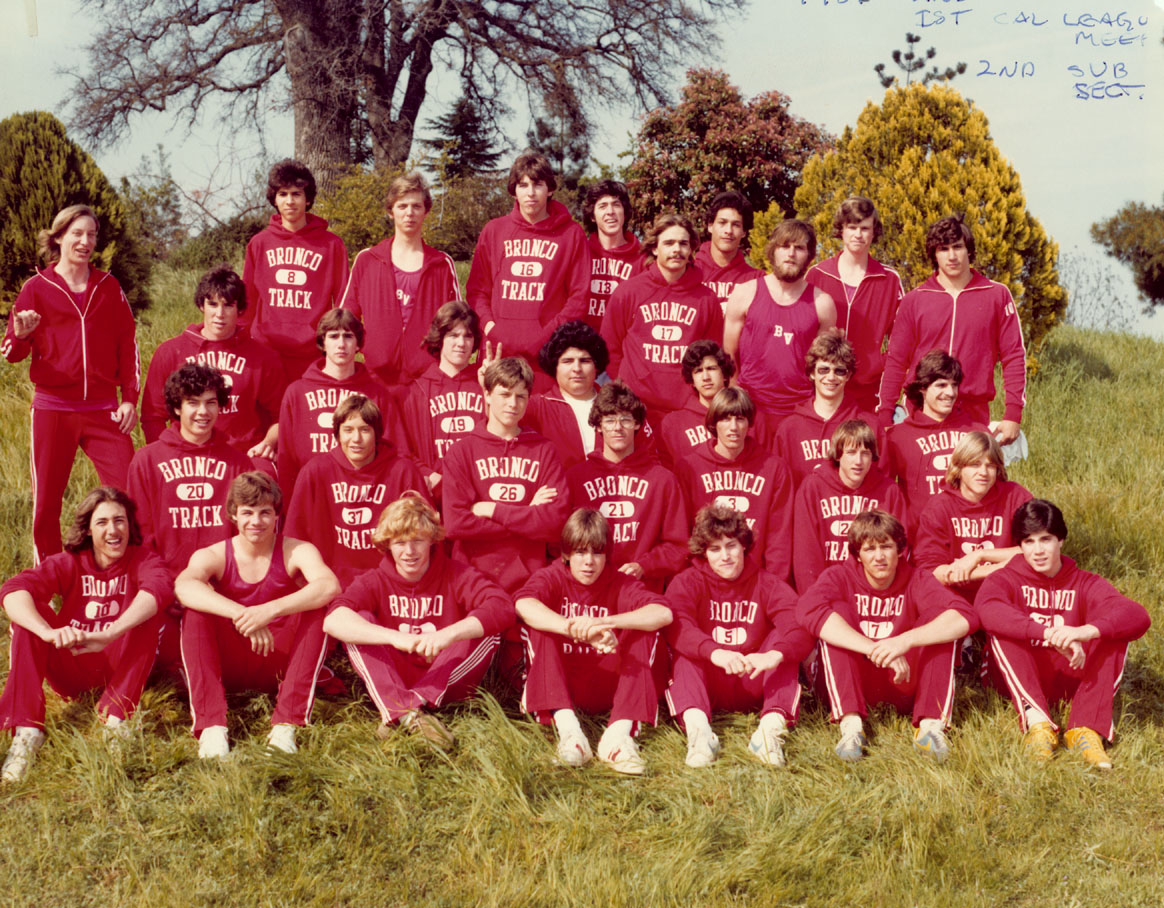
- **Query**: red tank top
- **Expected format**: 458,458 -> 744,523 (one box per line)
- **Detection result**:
216,535 -> 300,605
738,280 -> 820,417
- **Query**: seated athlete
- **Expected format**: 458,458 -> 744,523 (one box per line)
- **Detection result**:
885,350 -> 989,533
0,488 -> 171,783
286,395 -> 431,589
797,509 -> 977,763
323,493 -> 514,748
176,472 -> 339,758
773,328 -> 883,488
516,509 -> 671,775
975,499 -> 1150,770
913,431 -> 1032,602
665,505 -> 812,768
566,381 -> 688,590
674,387 -> 795,579
792,419 -> 905,593
398,300 -> 485,497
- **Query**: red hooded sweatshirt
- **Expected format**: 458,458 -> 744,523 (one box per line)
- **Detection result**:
339,239 -> 461,386
694,242 -> 761,306
674,438 -> 795,579
667,557 -> 812,664
329,547 -> 513,638
127,427 -> 254,574
566,446 -> 689,587
142,324 -> 286,450
3,266 -> 139,406
600,263 -> 724,414
441,425 -> 570,592
398,362 -> 485,477
772,399 -> 885,489
792,463 -> 906,593
466,200 -> 590,360
285,443 -> 431,588
584,231 -> 644,332
276,361 -> 408,481
242,212 -> 349,362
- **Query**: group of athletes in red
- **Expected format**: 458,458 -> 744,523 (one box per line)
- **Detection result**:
0,152 -> 1150,782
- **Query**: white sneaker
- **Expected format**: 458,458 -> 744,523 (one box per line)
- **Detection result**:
597,730 -> 645,776
556,728 -> 592,767
2,727 -> 46,783
748,724 -> 787,767
198,725 -> 230,760
266,724 -> 298,755
102,714 -> 133,757
685,726 -> 721,768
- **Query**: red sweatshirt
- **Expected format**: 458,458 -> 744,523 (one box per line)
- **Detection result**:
675,438 -> 795,579
666,557 -> 812,663
0,546 -> 174,633
797,557 -> 977,641
242,213 -> 349,362
877,270 -> 1027,425
517,560 -> 661,651
441,425 -> 570,592
658,396 -> 713,470
584,232 -> 644,332
600,264 -> 724,414
126,427 -> 254,574
913,481 -> 1033,572
339,239 -> 461,386
806,255 -> 903,403
276,361 -> 407,481
694,242 -> 761,306
772,399 -> 885,488
397,362 -> 485,477
141,324 -> 286,450
285,444 -> 431,588
466,200 -> 590,360
792,464 -> 906,593
3,266 -> 139,405
974,555 -> 1151,645
329,547 -> 513,638
884,409 -> 989,532
566,447 -> 689,585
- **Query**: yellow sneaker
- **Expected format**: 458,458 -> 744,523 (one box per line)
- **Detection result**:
1022,721 -> 1058,762
1064,727 -> 1112,770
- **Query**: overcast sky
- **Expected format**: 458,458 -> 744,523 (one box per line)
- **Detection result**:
3,0 -> 1163,333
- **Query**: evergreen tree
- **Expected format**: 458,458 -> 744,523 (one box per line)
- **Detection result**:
794,84 -> 1065,356
625,69 -> 832,232
875,33 -> 967,89
0,111 -> 151,313
525,79 -> 592,194
423,97 -> 503,181
1091,198 -> 1164,306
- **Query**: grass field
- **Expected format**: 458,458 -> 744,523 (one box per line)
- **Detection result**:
2,268 -> 1163,907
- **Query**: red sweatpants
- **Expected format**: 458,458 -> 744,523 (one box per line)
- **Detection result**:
521,627 -> 659,727
30,407 -> 134,564
818,640 -> 958,726
987,635 -> 1129,740
0,601 -> 162,729
180,608 -> 328,735
344,634 -> 499,723
665,652 -> 802,727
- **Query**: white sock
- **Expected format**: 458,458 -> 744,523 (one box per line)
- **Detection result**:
683,709 -> 712,735
1024,705 -> 1051,727
553,709 -> 582,737
605,718 -> 634,739
839,714 -> 863,738
759,712 -> 788,736
918,718 -> 944,736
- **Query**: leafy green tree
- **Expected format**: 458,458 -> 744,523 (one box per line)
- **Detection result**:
794,83 -> 1065,355
624,69 -> 833,231
120,146 -> 188,262
525,78 -> 592,195
875,33 -> 967,89
0,111 -> 151,312
1090,198 -> 1164,306
423,96 -> 504,182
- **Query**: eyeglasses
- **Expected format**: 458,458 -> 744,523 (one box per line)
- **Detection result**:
814,365 -> 850,377
599,416 -> 636,429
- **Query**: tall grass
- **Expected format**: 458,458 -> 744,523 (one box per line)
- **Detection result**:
1,270 -> 1163,906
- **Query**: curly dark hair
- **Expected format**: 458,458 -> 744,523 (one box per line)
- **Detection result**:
538,320 -> 610,377
164,362 -> 229,420
680,340 -> 735,385
266,158 -> 316,209
925,216 -> 975,268
582,179 -> 632,234
194,265 -> 247,314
